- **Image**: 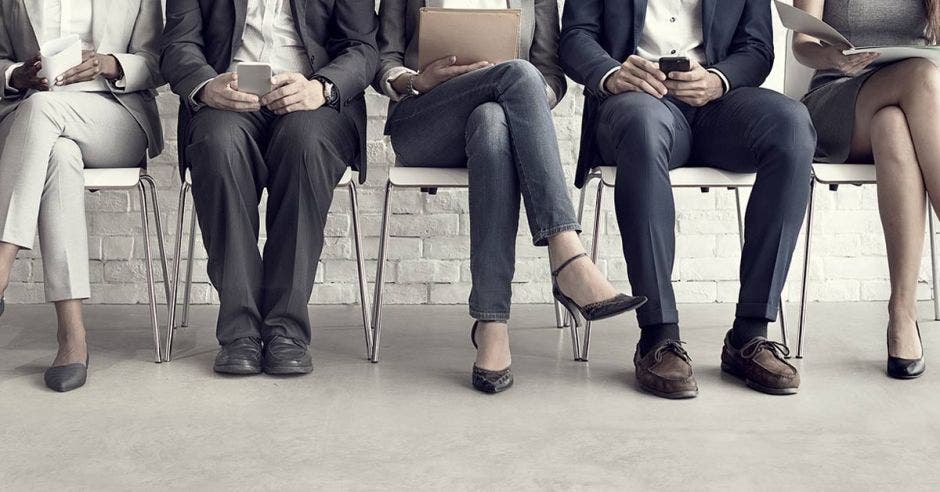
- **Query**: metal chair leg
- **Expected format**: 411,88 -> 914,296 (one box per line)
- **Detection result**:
164,181 -> 190,362
796,179 -> 817,359
370,181 -> 394,363
349,180 -> 373,359
929,206 -> 940,321
142,175 -> 172,304
181,205 -> 197,328
138,181 -> 162,363
579,180 -> 607,362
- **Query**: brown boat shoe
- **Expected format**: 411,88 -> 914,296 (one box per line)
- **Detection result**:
633,340 -> 699,399
721,331 -> 800,395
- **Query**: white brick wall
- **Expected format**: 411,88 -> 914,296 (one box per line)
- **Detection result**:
6,5 -> 937,305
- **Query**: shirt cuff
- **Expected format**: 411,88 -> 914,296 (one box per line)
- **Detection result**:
598,66 -> 620,96
383,66 -> 417,101
706,68 -> 730,95
189,78 -> 213,111
4,62 -> 24,95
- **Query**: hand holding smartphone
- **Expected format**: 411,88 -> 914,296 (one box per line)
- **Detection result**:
659,56 -> 691,77
236,62 -> 273,96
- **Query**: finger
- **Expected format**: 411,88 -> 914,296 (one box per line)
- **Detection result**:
223,87 -> 262,104
276,101 -> 312,115
670,89 -> 704,98
431,56 -> 458,70
260,82 -> 302,105
441,62 -> 490,77
267,93 -> 304,112
626,65 -> 667,95
223,98 -> 262,111
270,72 -> 301,88
628,55 -> 667,81
58,60 -> 95,82
625,74 -> 664,98
59,65 -> 99,85
667,69 -> 704,82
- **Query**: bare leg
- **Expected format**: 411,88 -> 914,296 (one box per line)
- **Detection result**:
0,242 -> 18,296
868,108 -> 925,359
849,60 -> 940,358
474,322 -> 511,371
52,299 -> 88,366
549,230 -> 620,306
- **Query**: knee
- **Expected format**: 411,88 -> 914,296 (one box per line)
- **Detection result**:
755,97 -> 816,160
901,58 -> 940,97
493,59 -> 546,94
48,138 -> 82,169
466,103 -> 510,150
600,94 -> 675,158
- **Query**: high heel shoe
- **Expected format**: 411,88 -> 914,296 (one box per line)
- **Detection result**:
0,296 -> 4,317
44,353 -> 89,392
470,321 -> 513,394
887,322 -> 926,380
552,253 -> 647,326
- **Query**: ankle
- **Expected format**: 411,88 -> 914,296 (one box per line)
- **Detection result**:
547,233 -> 586,270
638,323 -> 680,356
887,301 -> 917,324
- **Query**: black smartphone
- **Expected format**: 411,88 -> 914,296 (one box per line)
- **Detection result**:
659,56 -> 691,76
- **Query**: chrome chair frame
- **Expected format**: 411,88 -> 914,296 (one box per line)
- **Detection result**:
162,169 -> 373,362
84,169 -> 171,363
573,166 -> 790,361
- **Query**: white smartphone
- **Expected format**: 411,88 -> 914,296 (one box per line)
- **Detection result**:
236,62 -> 273,96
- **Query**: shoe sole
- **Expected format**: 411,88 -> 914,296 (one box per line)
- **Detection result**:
263,365 -> 313,375
214,364 -> 262,375
887,371 -> 925,380
473,379 -> 514,394
721,362 -> 799,395
637,381 -> 698,400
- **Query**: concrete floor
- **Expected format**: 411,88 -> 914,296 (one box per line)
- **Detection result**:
1,302 -> 939,490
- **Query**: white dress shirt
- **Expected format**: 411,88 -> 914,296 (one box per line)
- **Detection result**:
228,0 -> 312,76
4,0 -> 116,94
600,0 -> 729,95
191,0 -> 313,108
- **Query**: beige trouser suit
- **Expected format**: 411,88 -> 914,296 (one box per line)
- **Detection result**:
0,0 -> 164,302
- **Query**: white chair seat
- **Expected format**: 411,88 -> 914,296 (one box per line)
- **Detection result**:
599,166 -> 757,188
84,168 -> 144,189
183,167 -> 354,186
389,167 -> 469,188
812,163 -> 875,185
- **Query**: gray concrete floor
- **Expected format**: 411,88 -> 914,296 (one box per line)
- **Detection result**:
1,302 -> 939,490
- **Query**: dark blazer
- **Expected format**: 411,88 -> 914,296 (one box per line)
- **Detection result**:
373,0 -> 566,112
559,0 -> 774,188
160,0 -> 379,183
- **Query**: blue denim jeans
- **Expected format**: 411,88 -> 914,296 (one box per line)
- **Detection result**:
386,60 -> 580,322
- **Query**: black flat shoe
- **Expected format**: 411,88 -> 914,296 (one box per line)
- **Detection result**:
262,336 -> 313,375
44,354 -> 89,393
552,253 -> 647,326
214,337 -> 263,375
470,321 -> 513,394
887,323 -> 926,380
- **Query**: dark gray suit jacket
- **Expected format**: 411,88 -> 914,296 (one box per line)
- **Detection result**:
160,0 -> 379,182
373,0 -> 566,111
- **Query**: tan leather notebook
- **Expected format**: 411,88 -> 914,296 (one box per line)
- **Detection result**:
417,8 -> 522,71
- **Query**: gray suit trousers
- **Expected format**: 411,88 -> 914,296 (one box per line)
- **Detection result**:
0,92 -> 147,302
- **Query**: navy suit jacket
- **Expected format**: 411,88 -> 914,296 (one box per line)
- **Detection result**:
559,0 -> 775,188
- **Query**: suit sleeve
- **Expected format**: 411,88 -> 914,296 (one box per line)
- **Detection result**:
160,0 -> 219,105
109,0 -> 164,93
0,5 -> 26,101
530,0 -> 567,107
316,0 -> 380,111
372,0 -> 409,97
558,0 -> 620,97
708,0 -> 774,90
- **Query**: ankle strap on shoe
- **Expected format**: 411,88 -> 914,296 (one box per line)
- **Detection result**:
552,252 -> 589,278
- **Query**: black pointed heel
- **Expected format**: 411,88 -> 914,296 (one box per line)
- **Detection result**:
887,323 -> 926,380
470,321 -> 513,394
44,353 -> 89,393
0,296 -> 4,317
552,253 -> 647,327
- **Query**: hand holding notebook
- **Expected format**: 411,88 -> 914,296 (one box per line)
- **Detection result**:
37,35 -> 83,91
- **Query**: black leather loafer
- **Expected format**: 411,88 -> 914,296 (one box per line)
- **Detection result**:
888,323 -> 926,380
214,337 -> 263,375
262,336 -> 313,375
44,354 -> 89,393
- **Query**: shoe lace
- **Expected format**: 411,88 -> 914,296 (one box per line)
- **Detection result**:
652,340 -> 692,363
740,338 -> 790,360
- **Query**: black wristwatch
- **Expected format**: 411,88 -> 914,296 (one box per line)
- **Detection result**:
313,75 -> 340,110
